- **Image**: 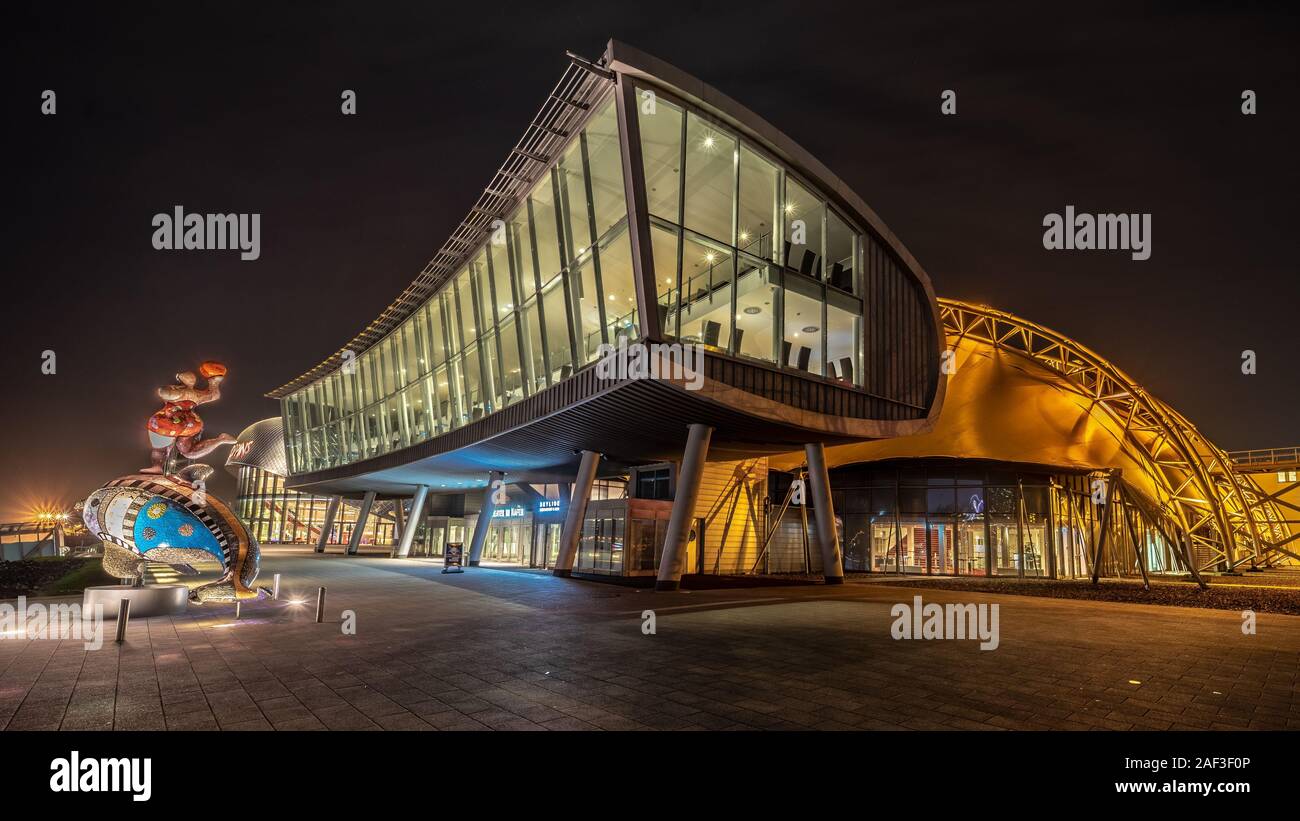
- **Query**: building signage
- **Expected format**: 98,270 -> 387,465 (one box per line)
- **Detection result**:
491,505 -> 526,519
536,499 -> 563,515
442,542 -> 464,574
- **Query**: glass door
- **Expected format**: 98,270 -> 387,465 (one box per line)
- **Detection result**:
956,516 -> 986,575
929,518 -> 954,575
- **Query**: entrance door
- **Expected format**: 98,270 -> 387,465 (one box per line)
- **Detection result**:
955,517 -> 987,575
545,523 -> 561,567
929,519 -> 954,575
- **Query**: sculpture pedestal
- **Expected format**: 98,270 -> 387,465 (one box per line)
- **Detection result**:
83,585 -> 189,619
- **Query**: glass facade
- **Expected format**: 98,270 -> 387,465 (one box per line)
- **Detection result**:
283,93 -> 635,474
282,78 -> 904,476
823,460 -> 1188,579
233,466 -> 395,546
637,86 -> 864,380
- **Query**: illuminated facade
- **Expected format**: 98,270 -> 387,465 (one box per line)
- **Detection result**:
273,47 -> 938,479
256,41 -> 1291,585
264,40 -> 944,589
761,300 -> 1293,581
225,419 -> 396,547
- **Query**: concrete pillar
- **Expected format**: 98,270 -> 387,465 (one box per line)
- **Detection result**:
393,485 -> 429,558
346,491 -> 377,556
467,471 -> 504,566
392,499 -> 406,547
553,451 -> 601,577
315,496 -> 341,553
804,442 -> 845,584
656,424 -> 713,591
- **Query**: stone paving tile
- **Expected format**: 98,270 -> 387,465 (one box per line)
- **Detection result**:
2,555 -> 1299,732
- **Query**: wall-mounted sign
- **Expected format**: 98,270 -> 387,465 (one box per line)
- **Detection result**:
536,499 -> 563,515
491,505 -> 526,520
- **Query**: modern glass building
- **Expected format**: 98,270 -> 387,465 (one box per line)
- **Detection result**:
225,418 -> 396,548
265,40 -> 946,589
273,46 -> 939,480
251,41 -> 1288,585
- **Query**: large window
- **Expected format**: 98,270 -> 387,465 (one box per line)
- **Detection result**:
634,83 -> 864,390
637,93 -> 682,222
683,111 -> 736,245
284,92 -> 632,472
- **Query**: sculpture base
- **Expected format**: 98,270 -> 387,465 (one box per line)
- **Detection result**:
83,585 -> 189,619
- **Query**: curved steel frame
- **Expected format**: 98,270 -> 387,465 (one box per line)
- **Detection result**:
939,299 -> 1287,573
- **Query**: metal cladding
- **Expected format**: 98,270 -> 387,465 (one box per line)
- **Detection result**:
225,416 -> 289,477
772,299 -> 1290,573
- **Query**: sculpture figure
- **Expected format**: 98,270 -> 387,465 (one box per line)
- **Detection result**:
142,361 -> 235,474
82,362 -> 263,603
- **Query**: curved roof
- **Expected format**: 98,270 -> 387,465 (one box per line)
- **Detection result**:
224,417 -> 288,478
772,299 -> 1288,571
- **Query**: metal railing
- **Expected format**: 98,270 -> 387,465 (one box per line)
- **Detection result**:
1226,447 -> 1300,471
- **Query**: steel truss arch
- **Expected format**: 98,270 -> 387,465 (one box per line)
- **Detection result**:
938,299 -> 1285,573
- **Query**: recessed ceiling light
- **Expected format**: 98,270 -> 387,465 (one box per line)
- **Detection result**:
744,306 -> 762,315
802,325 -> 819,333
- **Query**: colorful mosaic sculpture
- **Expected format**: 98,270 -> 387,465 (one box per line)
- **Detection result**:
82,363 -> 261,603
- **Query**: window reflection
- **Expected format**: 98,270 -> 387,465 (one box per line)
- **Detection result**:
738,146 -> 778,262
676,232 -> 733,351
683,112 -> 736,246
638,93 -> 683,222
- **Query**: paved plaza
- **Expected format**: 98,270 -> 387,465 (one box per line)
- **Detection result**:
1,553 -> 1298,731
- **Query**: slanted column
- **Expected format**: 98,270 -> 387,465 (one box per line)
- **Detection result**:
467,471 -> 504,566
656,424 -> 713,591
393,485 -> 430,558
804,442 -> 845,584
315,496 -> 341,553
392,500 -> 406,547
345,491 -> 376,556
553,451 -> 601,577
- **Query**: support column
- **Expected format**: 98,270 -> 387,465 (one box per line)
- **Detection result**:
393,485 -> 429,559
467,471 -> 504,566
553,451 -> 601,577
656,424 -> 713,591
804,442 -> 845,584
315,496 -> 341,553
346,491 -> 376,556
392,500 -> 406,547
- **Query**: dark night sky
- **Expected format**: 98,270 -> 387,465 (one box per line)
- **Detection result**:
1,2 -> 1296,520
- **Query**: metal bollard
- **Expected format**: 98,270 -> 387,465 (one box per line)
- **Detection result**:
272,573 -> 281,600
315,587 -> 326,623
115,599 -> 131,644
